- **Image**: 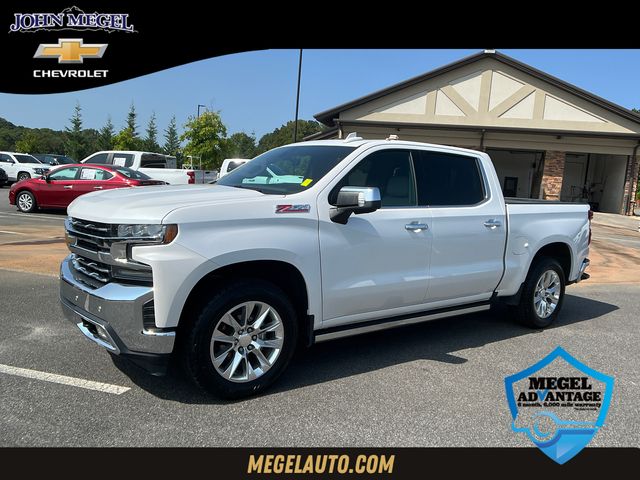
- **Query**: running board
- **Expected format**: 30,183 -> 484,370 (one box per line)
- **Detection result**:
314,302 -> 491,343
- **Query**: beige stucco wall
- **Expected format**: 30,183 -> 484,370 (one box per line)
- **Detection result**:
338,57 -> 640,136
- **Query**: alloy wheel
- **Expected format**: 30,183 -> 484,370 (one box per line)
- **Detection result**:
209,301 -> 284,383
533,270 -> 561,319
18,193 -> 33,211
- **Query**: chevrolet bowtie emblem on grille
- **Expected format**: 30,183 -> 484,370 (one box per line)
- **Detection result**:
34,38 -> 107,64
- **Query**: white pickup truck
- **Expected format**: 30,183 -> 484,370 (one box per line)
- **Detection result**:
81,151 -> 205,184
60,137 -> 591,398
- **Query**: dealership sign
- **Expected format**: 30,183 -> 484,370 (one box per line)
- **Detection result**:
9,7 -> 135,33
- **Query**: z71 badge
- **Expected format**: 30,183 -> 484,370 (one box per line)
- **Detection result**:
275,204 -> 311,214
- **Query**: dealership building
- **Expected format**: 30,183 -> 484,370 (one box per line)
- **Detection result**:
310,50 -> 640,215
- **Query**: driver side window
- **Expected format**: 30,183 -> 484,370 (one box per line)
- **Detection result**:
330,149 -> 417,207
49,167 -> 80,181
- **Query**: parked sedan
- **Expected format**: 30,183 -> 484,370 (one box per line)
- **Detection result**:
8,164 -> 166,213
0,167 -> 7,187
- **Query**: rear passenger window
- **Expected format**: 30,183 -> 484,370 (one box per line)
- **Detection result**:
80,168 -> 113,180
331,150 -> 416,207
413,151 -> 485,206
141,154 -> 167,168
112,154 -> 135,168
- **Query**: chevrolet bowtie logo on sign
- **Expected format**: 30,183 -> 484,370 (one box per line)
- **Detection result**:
34,39 -> 107,64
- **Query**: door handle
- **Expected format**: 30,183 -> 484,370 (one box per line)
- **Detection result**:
93,186 -> 103,190
63,185 -> 73,189
484,219 -> 502,229
405,222 -> 428,232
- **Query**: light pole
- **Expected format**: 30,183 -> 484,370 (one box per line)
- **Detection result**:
195,104 -> 206,180
293,49 -> 303,143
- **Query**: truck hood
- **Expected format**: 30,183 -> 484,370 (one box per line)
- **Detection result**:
67,184 -> 264,224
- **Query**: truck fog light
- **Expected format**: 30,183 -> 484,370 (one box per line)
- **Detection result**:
96,324 -> 109,341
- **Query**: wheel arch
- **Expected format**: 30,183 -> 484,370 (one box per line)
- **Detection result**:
178,259 -> 313,346
530,241 -> 572,281
500,241 -> 573,306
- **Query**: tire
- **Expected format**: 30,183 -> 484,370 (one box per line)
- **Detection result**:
512,257 -> 565,328
16,190 -> 37,213
181,279 -> 298,399
17,172 -> 31,182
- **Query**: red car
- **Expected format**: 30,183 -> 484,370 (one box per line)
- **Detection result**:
9,164 -> 166,213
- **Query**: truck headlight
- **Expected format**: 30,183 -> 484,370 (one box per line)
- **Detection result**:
116,224 -> 178,244
34,168 -> 46,175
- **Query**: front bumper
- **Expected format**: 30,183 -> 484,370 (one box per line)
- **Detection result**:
59,255 -> 175,373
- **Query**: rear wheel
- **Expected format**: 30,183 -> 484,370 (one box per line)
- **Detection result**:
181,279 -> 298,399
513,257 -> 565,328
17,172 -> 31,182
16,190 -> 37,213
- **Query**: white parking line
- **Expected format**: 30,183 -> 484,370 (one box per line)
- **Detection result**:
0,230 -> 28,235
0,364 -> 130,395
0,212 -> 65,222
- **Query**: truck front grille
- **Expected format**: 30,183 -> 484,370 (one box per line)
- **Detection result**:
72,255 -> 110,283
66,217 -> 153,289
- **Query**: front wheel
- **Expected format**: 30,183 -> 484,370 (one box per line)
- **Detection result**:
512,257 -> 566,328
17,172 -> 31,182
16,190 -> 37,213
181,279 -> 298,399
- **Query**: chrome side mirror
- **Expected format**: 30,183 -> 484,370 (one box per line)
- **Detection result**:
330,186 -> 381,224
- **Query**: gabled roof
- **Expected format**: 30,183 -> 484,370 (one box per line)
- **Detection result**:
314,50 -> 640,127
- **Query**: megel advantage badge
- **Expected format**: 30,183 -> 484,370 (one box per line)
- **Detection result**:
504,347 -> 614,464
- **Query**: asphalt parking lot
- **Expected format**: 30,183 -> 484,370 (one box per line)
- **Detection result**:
0,185 -> 639,447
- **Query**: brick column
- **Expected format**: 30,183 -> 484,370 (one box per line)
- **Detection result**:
623,154 -> 639,215
541,151 -> 566,200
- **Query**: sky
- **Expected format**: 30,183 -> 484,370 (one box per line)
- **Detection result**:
1,49 -> 640,139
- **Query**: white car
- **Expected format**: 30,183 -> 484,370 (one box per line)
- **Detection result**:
60,136 -> 591,399
0,151 -> 50,182
82,151 -> 205,184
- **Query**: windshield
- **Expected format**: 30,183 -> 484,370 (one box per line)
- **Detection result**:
15,154 -> 41,164
217,145 -> 356,194
115,167 -> 151,180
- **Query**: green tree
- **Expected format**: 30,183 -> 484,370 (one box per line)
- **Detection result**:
112,128 -> 142,150
224,132 -> 257,158
163,115 -> 181,156
112,103 -> 143,150
97,116 -> 115,150
180,111 -> 227,169
126,103 -> 138,137
80,129 -> 100,157
15,129 -> 65,154
15,131 -> 45,153
144,112 -> 160,152
64,102 -> 86,159
256,120 -> 322,154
